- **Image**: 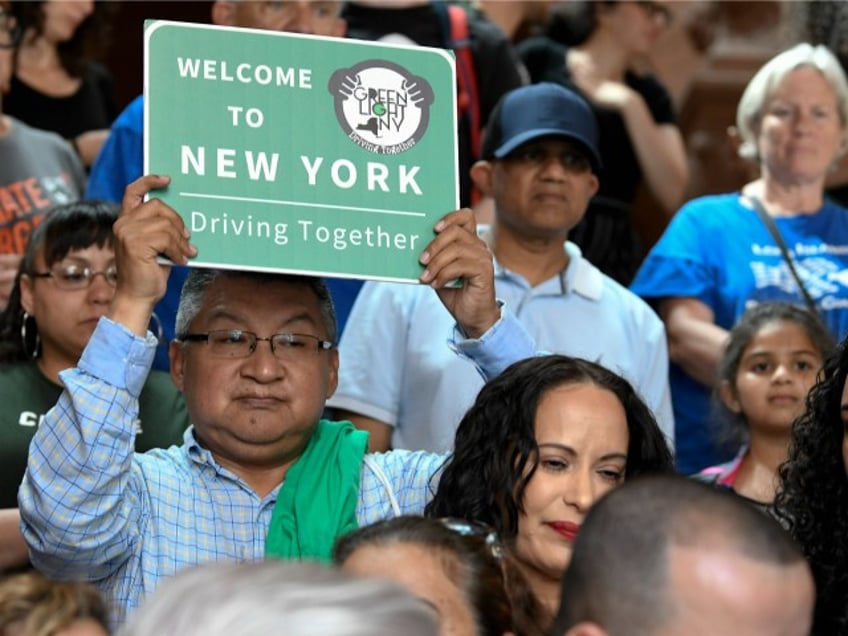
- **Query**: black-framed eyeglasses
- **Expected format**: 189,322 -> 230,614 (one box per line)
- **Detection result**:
178,329 -> 334,360
30,263 -> 119,290
0,9 -> 22,50
636,1 -> 672,27
438,517 -> 503,561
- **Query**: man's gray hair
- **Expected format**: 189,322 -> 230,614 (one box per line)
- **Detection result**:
174,268 -> 338,344
736,42 -> 848,161
119,561 -> 437,636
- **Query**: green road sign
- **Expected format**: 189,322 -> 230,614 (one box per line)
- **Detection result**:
144,20 -> 458,282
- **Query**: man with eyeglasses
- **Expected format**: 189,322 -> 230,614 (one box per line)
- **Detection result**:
0,1 -> 86,311
18,174 -> 535,628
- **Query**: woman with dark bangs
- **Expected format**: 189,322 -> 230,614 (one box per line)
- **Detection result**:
0,201 -> 188,573
426,354 -> 673,629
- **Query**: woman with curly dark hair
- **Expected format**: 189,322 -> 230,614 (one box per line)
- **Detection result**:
776,338 -> 848,635
425,354 -> 673,628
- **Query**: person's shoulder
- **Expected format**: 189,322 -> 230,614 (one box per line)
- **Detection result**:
625,69 -> 670,96
570,248 -> 660,320
821,196 -> 848,215
84,62 -> 113,83
5,118 -> 77,159
672,192 -> 744,223
467,10 -> 509,43
516,35 -> 565,57
601,273 -> 662,324
356,278 -> 432,307
0,360 -> 42,384
111,95 -> 144,132
6,117 -> 65,144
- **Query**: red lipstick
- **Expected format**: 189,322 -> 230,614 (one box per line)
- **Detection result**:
546,521 -> 580,542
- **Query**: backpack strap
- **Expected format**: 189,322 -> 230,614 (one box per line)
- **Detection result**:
434,3 -> 482,163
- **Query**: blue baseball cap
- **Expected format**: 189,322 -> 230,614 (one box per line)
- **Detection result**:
480,82 -> 602,173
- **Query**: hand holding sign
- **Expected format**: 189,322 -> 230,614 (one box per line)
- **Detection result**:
111,175 -> 197,337
419,208 -> 499,339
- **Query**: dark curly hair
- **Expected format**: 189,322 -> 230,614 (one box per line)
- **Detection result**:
12,1 -> 117,77
775,336 -> 848,635
425,354 -> 674,538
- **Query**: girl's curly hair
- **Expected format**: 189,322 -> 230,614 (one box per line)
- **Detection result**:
776,337 -> 848,635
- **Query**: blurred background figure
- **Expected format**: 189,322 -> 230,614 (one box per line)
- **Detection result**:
341,0 -> 524,209
789,0 -> 848,207
697,303 -> 833,510
334,515 -> 545,636
631,43 -> 848,475
471,1 -> 553,46
118,561 -> 436,636
776,334 -> 848,635
0,571 -> 109,636
553,474 -> 814,636
7,1 -> 118,168
0,200 -> 188,573
519,0 -> 688,284
426,355 -> 673,628
0,0 -> 85,311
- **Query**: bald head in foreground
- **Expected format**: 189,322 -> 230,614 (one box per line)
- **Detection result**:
553,474 -> 814,636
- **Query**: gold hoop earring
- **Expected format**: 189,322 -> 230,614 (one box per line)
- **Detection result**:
20,311 -> 40,359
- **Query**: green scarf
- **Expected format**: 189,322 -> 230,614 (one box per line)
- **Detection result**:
265,419 -> 368,562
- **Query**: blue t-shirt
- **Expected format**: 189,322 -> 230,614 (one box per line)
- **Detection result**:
88,96 -> 361,370
631,193 -> 848,474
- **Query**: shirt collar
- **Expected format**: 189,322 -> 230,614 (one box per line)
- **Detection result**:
483,223 -> 604,301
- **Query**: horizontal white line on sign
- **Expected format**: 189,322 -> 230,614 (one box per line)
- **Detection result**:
179,192 -> 426,217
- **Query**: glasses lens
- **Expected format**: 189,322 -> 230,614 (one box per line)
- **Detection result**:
271,333 -> 321,361
105,266 -> 119,286
439,518 -> 504,561
207,330 -> 255,358
50,264 -> 119,289
53,264 -> 89,289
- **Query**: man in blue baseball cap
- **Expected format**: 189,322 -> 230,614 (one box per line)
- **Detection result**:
330,82 -> 675,455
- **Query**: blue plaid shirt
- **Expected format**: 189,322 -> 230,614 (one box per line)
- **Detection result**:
19,311 -> 533,626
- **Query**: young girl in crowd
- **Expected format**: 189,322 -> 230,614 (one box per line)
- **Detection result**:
698,303 -> 834,509
776,333 -> 848,635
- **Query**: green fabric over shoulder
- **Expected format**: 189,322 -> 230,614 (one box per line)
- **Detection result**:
265,419 -> 368,562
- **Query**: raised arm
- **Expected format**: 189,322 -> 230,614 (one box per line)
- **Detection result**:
19,176 -> 196,579
421,208 -> 536,378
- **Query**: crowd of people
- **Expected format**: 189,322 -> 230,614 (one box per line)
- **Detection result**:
2,1 -> 848,635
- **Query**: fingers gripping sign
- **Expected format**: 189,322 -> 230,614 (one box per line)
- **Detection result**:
110,175 -> 198,336
419,208 -> 500,339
